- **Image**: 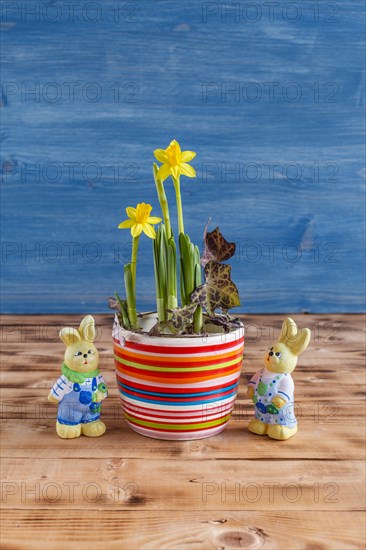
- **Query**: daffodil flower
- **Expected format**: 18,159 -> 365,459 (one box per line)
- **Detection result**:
118,203 -> 161,329
154,140 -> 196,235
154,140 -> 196,182
118,202 -> 162,239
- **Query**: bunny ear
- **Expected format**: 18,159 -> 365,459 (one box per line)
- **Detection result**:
78,315 -> 96,342
278,318 -> 298,344
288,328 -> 311,356
59,327 -> 81,347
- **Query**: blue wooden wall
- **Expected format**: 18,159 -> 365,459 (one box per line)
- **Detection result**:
1,1 -> 365,313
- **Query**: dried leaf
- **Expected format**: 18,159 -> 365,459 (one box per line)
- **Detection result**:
108,294 -> 131,330
201,225 -> 236,266
191,260 -> 240,315
148,321 -> 167,336
108,297 -> 120,311
148,305 -> 198,336
168,304 -> 198,330
204,314 -> 242,333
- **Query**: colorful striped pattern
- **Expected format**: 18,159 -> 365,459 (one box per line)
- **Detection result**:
113,315 -> 244,440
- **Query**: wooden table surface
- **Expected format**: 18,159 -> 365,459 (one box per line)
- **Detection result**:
1,314 -> 365,549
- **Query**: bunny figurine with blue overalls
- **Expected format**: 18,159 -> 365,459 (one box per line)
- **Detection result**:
48,315 -> 108,439
247,318 -> 311,440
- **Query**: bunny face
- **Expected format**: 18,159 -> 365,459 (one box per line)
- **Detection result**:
59,315 -> 99,373
264,318 -> 311,375
264,341 -> 297,374
64,340 -> 99,373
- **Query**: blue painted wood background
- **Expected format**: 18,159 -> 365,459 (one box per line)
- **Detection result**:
1,1 -> 365,313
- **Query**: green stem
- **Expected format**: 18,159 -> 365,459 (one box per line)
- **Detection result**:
153,163 -> 172,239
194,306 -> 203,333
153,226 -> 167,323
124,235 -> 139,330
124,264 -> 138,329
173,175 -> 184,235
167,236 -> 177,311
131,236 -> 139,294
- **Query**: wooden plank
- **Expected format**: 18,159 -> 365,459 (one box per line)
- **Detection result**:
0,389 -> 359,421
0,314 -> 364,548
1,311 -> 364,368
1,510 -> 365,550
0,372 -> 361,417
1,314 -> 364,375
1,458 -> 364,511
1,363 -> 363,402
1,416 -> 364,460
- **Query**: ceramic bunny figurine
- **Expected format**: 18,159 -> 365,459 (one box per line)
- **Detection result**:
48,315 -> 108,439
247,317 -> 310,440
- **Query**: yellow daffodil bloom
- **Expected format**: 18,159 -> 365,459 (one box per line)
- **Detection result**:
118,202 -> 162,239
154,140 -> 196,182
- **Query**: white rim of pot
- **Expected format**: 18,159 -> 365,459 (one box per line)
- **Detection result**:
113,312 -> 244,347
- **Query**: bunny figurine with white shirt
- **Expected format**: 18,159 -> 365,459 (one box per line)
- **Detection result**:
48,315 -> 108,439
247,318 -> 310,440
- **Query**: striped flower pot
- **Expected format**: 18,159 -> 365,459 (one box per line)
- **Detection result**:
113,313 -> 244,440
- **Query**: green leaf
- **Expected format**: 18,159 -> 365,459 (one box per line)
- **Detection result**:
179,233 -> 197,306
180,262 -> 187,306
191,260 -> 240,316
153,225 -> 167,321
201,225 -> 236,266
167,236 -> 177,299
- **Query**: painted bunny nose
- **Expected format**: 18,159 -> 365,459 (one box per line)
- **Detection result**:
83,353 -> 88,358
268,351 -> 274,356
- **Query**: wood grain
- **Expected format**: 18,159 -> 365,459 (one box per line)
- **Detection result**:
1,2 -> 365,313
1,510 -> 365,550
1,457 -> 365,511
2,416 -> 364,461
1,314 -> 365,548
